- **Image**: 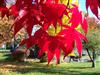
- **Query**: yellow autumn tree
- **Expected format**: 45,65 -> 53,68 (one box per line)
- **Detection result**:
0,14 -> 14,44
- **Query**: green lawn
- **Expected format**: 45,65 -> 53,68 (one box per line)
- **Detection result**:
0,52 -> 100,75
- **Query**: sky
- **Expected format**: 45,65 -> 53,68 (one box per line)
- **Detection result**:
79,0 -> 86,11
6,0 -> 15,5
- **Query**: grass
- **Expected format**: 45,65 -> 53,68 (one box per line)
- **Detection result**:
0,52 -> 100,75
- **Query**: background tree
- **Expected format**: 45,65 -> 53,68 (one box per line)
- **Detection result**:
0,15 -> 13,44
85,16 -> 100,51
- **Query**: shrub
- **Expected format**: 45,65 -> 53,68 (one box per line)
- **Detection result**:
11,50 -> 30,62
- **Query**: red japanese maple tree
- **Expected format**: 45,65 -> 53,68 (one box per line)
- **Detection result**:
0,0 -> 99,64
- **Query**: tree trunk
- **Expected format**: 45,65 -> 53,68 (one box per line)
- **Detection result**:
86,47 -> 96,68
92,48 -> 96,68
58,58 -> 60,64
86,48 -> 93,62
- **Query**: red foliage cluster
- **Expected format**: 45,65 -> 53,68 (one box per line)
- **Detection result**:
0,0 -> 9,17
86,0 -> 100,18
12,0 -> 88,64
0,0 -> 98,64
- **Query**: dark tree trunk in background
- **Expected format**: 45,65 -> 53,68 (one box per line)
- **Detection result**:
86,46 -> 96,68
86,48 -> 93,62
58,58 -> 60,64
92,48 -> 96,68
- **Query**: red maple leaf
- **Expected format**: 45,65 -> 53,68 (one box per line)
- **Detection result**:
69,5 -> 88,34
58,28 -> 88,57
41,3 -> 67,29
86,0 -> 99,18
9,5 -> 19,17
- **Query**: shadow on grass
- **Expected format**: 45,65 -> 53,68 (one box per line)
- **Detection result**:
0,53 -> 100,75
5,62 -> 98,75
0,53 -> 14,61
10,63 -> 79,75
